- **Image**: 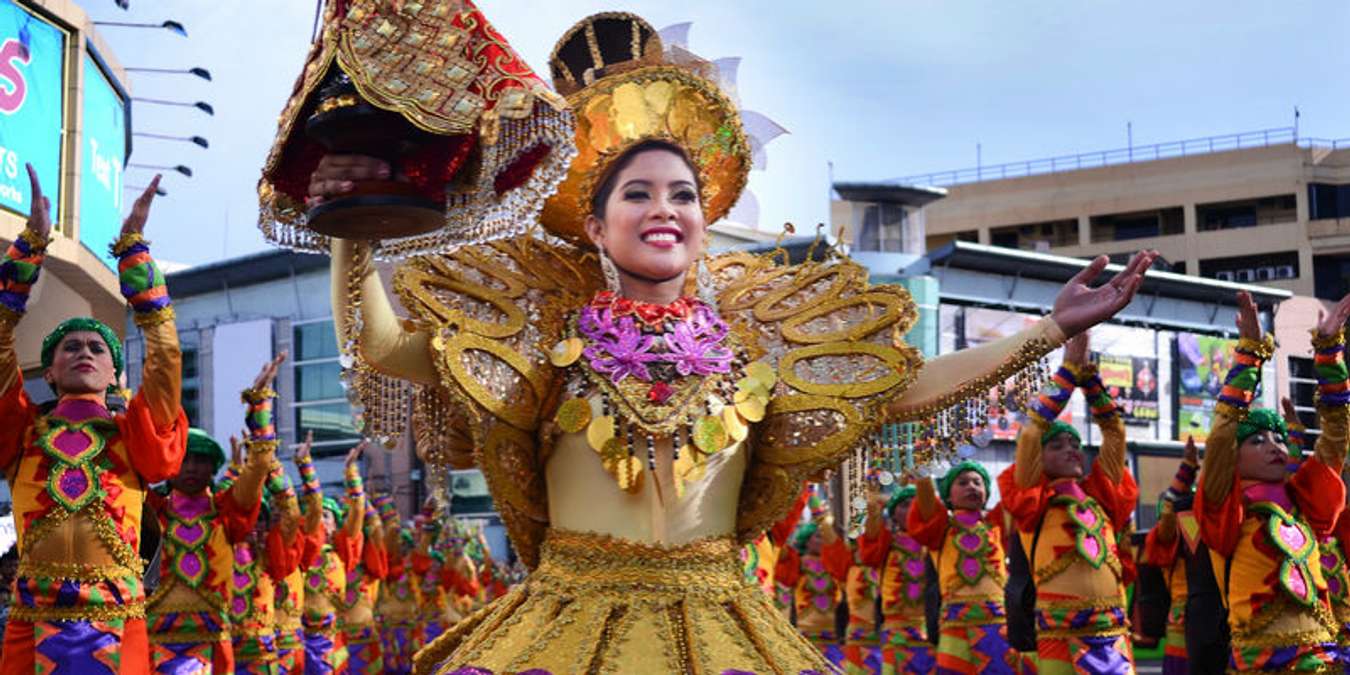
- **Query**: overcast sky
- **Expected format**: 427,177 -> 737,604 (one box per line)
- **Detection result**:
93,0 -> 1350,267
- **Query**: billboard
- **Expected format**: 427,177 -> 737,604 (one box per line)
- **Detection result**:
1175,333 -> 1240,441
0,0 -> 65,221
79,49 -> 127,269
1096,354 -> 1160,426
963,307 -> 1072,442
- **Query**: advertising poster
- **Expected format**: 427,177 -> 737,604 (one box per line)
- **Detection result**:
963,307 -> 1071,441
0,0 -> 64,220
1175,332 -> 1239,441
79,51 -> 127,269
1096,353 -> 1160,426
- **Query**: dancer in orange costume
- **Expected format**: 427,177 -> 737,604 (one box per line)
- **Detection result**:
0,168 -> 185,675
1195,290 -> 1350,673
372,493 -> 418,675
863,485 -> 935,675
1141,436 -> 1198,675
337,466 -> 387,674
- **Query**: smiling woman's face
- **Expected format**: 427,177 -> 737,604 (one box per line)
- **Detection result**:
584,146 -> 705,299
46,331 -> 116,397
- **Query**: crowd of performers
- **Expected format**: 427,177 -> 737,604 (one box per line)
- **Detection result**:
740,291 -> 1350,675
0,167 -> 517,674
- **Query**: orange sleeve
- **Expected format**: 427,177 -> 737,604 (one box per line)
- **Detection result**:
997,463 -> 1052,534
216,486 -> 263,545
1290,456 -> 1347,537
1143,520 -> 1179,569
1194,468 -> 1244,558
266,518 -> 304,581
364,536 -> 389,580
770,486 -> 811,548
821,537 -> 852,582
857,528 -> 891,569
412,551 -> 434,576
300,530 -> 324,568
0,373 -> 35,477
775,546 -> 801,588
905,499 -> 949,550
333,529 -> 363,574
1083,463 -> 1140,533
117,388 -> 188,484
387,552 -> 406,579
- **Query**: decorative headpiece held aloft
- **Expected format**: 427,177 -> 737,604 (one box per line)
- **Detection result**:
537,13 -> 755,246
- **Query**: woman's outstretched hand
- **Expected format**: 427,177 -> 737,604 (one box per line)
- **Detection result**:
1050,250 -> 1158,337
120,174 -> 162,238
24,164 -> 52,240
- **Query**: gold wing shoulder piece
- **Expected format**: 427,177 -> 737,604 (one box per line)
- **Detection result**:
258,0 -> 576,258
706,248 -> 927,542
393,235 -> 601,568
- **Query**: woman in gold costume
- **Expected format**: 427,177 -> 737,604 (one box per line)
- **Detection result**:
260,6 -> 1156,673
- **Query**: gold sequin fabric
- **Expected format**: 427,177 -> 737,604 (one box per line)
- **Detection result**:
413,529 -> 831,674
390,235 -> 924,569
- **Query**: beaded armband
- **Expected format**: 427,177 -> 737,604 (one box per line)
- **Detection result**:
345,461 -> 365,500
1287,422 -> 1309,457
296,450 -> 320,497
112,232 -> 174,327
0,228 -> 48,319
242,387 -> 278,442
264,460 -> 293,498
1217,335 -> 1273,412
1078,365 -> 1120,420
1313,330 -> 1349,408
1163,458 -> 1198,503
1030,364 -> 1080,424
373,493 -> 397,523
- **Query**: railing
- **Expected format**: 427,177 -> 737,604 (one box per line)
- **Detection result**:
893,127 -> 1350,188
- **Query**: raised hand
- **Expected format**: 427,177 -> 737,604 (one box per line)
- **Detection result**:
229,434 -> 243,467
1063,331 -> 1090,366
1316,291 -> 1350,338
306,154 -> 392,207
120,174 -> 162,238
251,351 -> 288,391
345,438 -> 369,467
1050,250 -> 1158,337
294,431 -> 314,466
24,164 -> 52,239
1235,291 -> 1261,342
1183,435 -> 1198,465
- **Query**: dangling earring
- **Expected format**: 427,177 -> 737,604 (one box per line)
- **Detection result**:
598,245 -> 621,293
697,255 -> 717,308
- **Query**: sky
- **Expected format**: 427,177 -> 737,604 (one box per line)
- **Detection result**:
91,0 -> 1350,268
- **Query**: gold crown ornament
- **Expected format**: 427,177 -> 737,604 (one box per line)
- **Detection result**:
257,0 -> 575,258
538,13 -> 753,246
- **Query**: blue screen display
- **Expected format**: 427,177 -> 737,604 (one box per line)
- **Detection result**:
79,51 -> 127,269
0,0 -> 64,223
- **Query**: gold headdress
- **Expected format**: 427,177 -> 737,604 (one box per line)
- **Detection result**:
537,13 -> 752,245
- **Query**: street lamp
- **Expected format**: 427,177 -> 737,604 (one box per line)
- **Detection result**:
124,184 -> 168,197
125,67 -> 212,82
133,133 -> 209,149
130,163 -> 192,178
93,20 -> 188,38
132,98 -> 214,116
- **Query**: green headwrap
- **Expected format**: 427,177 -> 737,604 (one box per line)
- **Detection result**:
1040,420 -> 1082,446
1237,408 -> 1290,452
937,461 -> 992,509
185,428 -> 226,474
321,496 -> 346,525
400,529 -> 415,550
886,485 -> 917,515
41,317 -> 124,382
791,520 -> 819,552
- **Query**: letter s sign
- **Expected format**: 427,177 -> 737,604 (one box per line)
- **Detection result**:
0,38 -> 30,114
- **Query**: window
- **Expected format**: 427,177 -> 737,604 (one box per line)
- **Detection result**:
1314,254 -> 1350,301
181,346 -> 200,426
1197,194 -> 1297,230
1288,356 -> 1320,435
855,203 -> 909,252
988,218 -> 1078,251
1309,183 -> 1350,220
925,230 -> 977,252
1198,251 -> 1299,283
292,320 -> 359,457
1090,207 -> 1183,243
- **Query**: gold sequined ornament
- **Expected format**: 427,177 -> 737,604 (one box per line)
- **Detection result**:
735,396 -> 766,423
600,438 -> 644,494
693,415 -> 728,454
549,338 -> 583,367
723,406 -> 749,443
745,361 -> 777,389
673,447 -> 706,499
587,416 -> 616,453
554,398 -> 592,434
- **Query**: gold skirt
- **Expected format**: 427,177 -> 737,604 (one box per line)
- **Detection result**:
414,529 -> 833,674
